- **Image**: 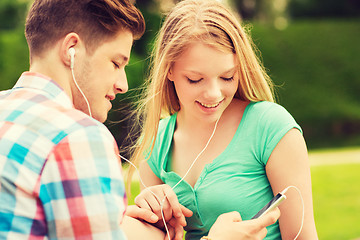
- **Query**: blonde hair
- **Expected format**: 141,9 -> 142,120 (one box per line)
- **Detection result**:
127,0 -> 275,189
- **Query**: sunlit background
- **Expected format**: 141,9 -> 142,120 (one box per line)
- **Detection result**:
0,0 -> 359,239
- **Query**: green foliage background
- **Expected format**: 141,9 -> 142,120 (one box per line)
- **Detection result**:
250,19 -> 360,148
0,1 -> 359,151
108,18 -> 360,152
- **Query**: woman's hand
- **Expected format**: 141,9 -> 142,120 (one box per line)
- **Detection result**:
125,205 -> 159,223
208,208 -> 280,240
134,184 -> 193,240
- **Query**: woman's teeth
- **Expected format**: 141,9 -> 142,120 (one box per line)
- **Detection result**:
200,102 -> 219,108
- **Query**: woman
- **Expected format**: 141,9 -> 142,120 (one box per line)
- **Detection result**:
130,0 -> 318,239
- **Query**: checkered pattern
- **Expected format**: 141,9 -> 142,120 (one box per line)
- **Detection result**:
0,72 -> 127,239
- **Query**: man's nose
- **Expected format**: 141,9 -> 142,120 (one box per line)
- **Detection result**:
114,69 -> 128,94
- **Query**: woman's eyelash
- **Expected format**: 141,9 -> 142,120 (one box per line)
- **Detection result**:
186,76 -> 234,83
187,77 -> 202,83
221,76 -> 234,81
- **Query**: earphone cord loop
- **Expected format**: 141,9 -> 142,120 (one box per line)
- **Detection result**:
281,186 -> 305,240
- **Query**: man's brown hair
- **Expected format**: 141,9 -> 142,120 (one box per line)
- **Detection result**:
25,0 -> 145,59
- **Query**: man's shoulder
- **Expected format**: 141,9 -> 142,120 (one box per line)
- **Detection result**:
0,87 -> 111,146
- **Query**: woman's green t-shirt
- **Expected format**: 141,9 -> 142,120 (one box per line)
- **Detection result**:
147,101 -> 302,240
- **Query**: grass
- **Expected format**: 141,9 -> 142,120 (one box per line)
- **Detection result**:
125,147 -> 360,239
311,163 -> 360,240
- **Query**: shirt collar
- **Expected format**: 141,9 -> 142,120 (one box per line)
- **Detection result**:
14,72 -> 74,109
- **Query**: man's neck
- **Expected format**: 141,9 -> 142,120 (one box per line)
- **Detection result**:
29,54 -> 73,101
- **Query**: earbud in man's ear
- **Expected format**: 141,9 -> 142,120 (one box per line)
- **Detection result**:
68,48 -> 75,69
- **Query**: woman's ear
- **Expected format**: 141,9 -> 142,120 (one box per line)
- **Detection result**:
167,68 -> 174,81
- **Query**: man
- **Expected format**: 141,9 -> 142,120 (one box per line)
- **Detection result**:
0,0 -> 155,239
0,0 -> 279,239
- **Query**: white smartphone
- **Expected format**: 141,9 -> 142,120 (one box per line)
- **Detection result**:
251,192 -> 286,219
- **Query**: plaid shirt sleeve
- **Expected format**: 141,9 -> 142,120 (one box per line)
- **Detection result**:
38,125 -> 127,240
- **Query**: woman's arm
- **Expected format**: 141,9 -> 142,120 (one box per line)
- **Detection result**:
266,128 -> 318,239
139,160 -> 164,190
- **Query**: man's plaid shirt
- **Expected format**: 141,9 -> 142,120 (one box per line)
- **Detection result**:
0,72 -> 127,239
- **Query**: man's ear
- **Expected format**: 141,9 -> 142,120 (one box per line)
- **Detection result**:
60,32 -> 80,68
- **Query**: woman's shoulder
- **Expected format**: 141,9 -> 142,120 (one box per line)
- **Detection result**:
248,101 -> 301,133
159,113 -> 177,130
155,113 -> 177,142
250,101 -> 284,111
247,101 -> 292,118
244,101 -> 298,128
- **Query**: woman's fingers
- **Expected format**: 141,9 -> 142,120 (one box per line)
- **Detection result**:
256,208 -> 281,229
135,184 -> 184,223
125,205 -> 159,223
168,217 -> 185,240
162,185 -> 182,218
180,204 -> 193,218
135,189 -> 160,213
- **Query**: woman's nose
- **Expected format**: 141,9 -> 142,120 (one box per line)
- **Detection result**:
204,79 -> 222,99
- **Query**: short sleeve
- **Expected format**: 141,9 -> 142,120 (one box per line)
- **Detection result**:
147,114 -> 176,180
256,102 -> 302,165
147,141 -> 162,179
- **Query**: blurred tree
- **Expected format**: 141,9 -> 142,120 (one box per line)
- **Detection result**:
289,0 -> 360,18
229,0 -> 359,28
0,0 -> 28,30
230,0 -> 290,30
0,0 -> 29,90
0,0 -> 358,151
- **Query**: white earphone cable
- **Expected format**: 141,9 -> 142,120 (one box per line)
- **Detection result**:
70,51 -> 93,118
70,48 -> 172,235
280,186 -> 305,239
171,117 -> 220,190
72,60 -> 305,239
120,117 -> 220,240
